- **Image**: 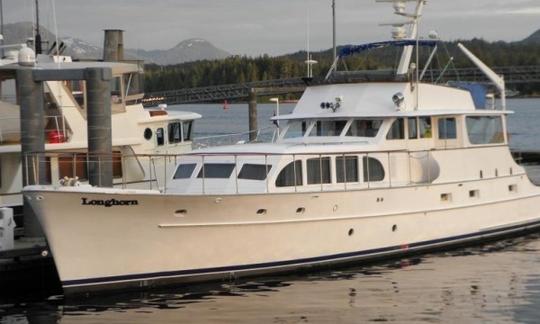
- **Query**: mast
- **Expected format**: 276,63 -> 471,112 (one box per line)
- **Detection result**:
34,0 -> 42,54
395,0 -> 424,75
332,0 -> 336,62
0,0 -> 4,58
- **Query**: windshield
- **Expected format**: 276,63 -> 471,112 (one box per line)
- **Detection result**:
309,120 -> 348,137
283,120 -> 309,139
346,119 -> 383,137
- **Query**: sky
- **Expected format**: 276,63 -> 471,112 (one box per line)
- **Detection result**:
3,0 -> 540,56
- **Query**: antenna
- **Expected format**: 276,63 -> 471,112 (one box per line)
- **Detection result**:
0,0 -> 4,58
305,3 -> 318,78
377,0 -> 426,75
34,0 -> 42,54
332,0 -> 336,62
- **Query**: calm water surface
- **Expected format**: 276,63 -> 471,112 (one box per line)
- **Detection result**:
1,99 -> 540,324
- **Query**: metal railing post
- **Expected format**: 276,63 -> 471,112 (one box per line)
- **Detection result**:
163,155 -> 167,193
293,154 -> 297,193
319,154 -> 323,192
427,150 -> 431,184
407,151 -> 412,185
121,153 -> 126,189
342,153 -> 347,191
265,154 -> 269,193
234,154 -> 239,194
366,153 -> 370,189
387,151 -> 392,188
72,152 -> 76,179
149,157 -> 152,190
202,155 -> 206,194
25,154 -> 29,185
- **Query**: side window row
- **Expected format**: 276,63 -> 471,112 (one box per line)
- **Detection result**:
145,121 -> 193,146
387,117 -> 433,140
276,156 -> 385,187
172,156 -> 386,188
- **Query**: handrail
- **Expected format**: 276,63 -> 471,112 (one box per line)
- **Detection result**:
23,149 -> 446,195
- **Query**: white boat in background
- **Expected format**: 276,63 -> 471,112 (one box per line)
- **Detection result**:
24,0 -> 540,294
0,44 -> 200,231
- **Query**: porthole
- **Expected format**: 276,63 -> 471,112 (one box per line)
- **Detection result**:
348,228 -> 354,236
392,225 -> 397,232
257,209 -> 267,215
144,128 -> 153,140
296,207 -> 305,214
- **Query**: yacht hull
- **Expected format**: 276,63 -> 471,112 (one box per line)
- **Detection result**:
24,176 -> 540,294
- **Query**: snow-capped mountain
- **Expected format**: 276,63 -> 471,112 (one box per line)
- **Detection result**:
2,22 -> 230,65
128,39 -> 231,65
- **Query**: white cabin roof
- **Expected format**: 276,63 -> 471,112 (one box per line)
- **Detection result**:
273,82 -> 481,120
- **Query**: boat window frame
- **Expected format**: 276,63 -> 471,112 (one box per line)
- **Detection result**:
306,156 -> 332,185
281,119 -> 311,139
308,119 -> 349,137
275,160 -> 303,187
156,127 -> 165,146
168,121 -> 182,144
465,115 -> 505,145
197,163 -> 236,179
173,163 -> 197,179
345,119 -> 383,138
438,117 -> 457,140
238,163 -> 273,181
386,118 -> 405,140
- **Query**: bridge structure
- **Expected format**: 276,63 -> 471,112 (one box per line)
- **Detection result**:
143,65 -> 540,106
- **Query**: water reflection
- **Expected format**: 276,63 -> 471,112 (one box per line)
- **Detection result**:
3,233 -> 540,323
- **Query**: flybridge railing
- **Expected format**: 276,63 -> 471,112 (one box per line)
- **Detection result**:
192,126 -> 279,148
23,149 -> 439,195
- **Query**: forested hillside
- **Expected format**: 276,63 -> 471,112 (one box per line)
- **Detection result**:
145,36 -> 540,95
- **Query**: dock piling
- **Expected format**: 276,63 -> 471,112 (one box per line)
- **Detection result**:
17,68 -> 46,237
248,89 -> 258,142
85,68 -> 113,187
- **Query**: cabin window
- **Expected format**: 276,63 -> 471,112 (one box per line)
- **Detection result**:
276,160 -> 303,187
284,120 -> 308,139
309,120 -> 347,137
408,118 -> 418,139
466,116 -> 504,145
183,121 -> 193,141
346,119 -> 382,137
438,118 -> 457,139
363,157 -> 385,182
238,164 -> 272,180
419,117 -> 432,138
336,156 -> 359,183
386,119 -> 405,140
168,122 -> 182,144
197,163 -> 235,179
156,128 -> 165,146
174,163 -> 197,179
307,157 -> 331,184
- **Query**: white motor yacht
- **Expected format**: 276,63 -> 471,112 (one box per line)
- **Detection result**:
24,0 -> 540,294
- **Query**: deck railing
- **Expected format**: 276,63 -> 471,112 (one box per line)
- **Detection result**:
192,126 -> 278,148
23,149 -> 438,195
0,115 -> 70,145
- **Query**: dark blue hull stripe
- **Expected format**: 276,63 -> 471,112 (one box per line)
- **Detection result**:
62,218 -> 540,288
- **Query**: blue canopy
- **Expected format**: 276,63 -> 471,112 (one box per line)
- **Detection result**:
339,40 -> 438,58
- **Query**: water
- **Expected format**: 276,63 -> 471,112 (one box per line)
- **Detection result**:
2,99 -> 540,324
